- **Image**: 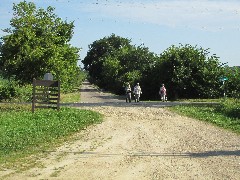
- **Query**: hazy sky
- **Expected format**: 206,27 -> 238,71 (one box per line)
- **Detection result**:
1,0 -> 240,67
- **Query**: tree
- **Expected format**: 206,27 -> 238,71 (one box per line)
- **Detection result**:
152,44 -> 225,99
83,34 -> 159,95
224,66 -> 240,98
0,1 -> 80,91
82,34 -> 132,86
116,45 -> 159,97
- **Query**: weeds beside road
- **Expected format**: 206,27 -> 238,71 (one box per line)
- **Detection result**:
172,98 -> 240,134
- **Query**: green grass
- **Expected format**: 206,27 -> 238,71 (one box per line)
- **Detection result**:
0,104 -> 103,166
60,91 -> 80,103
170,98 -> 240,134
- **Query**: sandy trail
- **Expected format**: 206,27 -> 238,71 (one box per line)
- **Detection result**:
1,81 -> 240,180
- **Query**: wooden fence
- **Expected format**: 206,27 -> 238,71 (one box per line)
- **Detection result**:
32,78 -> 60,113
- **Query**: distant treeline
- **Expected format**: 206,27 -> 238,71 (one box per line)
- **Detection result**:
82,34 -> 240,100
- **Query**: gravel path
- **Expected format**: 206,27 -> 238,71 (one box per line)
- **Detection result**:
1,81 -> 240,180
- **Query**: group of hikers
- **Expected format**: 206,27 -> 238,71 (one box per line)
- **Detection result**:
125,82 -> 142,103
125,83 -> 167,103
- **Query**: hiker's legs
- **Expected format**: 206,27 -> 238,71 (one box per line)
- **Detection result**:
126,93 -> 131,103
161,94 -> 165,102
128,93 -> 131,102
135,94 -> 140,102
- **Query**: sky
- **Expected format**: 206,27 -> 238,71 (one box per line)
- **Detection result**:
0,0 -> 240,67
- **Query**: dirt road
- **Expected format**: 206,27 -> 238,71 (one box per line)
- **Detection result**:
2,81 -> 240,179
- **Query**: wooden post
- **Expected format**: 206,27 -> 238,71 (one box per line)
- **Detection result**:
32,78 -> 36,113
57,80 -> 60,111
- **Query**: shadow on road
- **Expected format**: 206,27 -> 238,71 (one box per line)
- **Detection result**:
61,101 -> 219,108
43,149 -> 240,158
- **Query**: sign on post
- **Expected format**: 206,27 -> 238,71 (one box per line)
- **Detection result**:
219,76 -> 228,98
220,77 -> 228,82
32,78 -> 60,113
44,73 -> 53,81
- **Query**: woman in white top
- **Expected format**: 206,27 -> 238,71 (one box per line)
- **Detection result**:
133,83 -> 142,102
125,83 -> 132,103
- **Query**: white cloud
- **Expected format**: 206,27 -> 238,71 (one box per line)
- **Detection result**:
80,0 -> 240,31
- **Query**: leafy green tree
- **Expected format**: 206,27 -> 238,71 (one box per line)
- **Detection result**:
116,45 -> 159,97
83,34 -> 227,100
224,66 -> 240,98
83,34 -> 159,95
101,56 -> 122,90
153,44 -> 224,99
0,1 -> 81,91
82,34 -> 132,87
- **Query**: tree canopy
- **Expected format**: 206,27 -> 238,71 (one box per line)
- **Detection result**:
224,66 -> 240,98
82,34 -> 158,94
83,34 -> 231,99
82,34 -> 132,86
153,44 -> 225,99
0,1 -> 81,91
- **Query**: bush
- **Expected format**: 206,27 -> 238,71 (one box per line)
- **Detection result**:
218,98 -> 240,119
0,77 -> 32,102
61,68 -> 87,93
0,77 -> 17,101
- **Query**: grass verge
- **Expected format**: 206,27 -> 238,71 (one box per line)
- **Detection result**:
0,103 -> 103,169
60,91 -> 80,103
170,98 -> 240,134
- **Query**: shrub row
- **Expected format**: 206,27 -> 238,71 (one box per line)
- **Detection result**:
0,77 -> 32,102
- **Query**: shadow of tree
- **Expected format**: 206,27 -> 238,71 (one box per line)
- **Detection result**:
43,150 -> 240,158
187,150 -> 240,157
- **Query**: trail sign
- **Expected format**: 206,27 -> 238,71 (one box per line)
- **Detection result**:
219,76 -> 228,98
44,73 -> 53,80
220,77 -> 228,82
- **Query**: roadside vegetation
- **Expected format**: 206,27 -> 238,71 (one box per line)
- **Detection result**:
0,103 -> 103,168
60,91 -> 81,103
0,73 -> 85,103
171,98 -> 240,134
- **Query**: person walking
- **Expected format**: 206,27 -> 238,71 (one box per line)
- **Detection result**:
159,84 -> 167,102
125,83 -> 132,103
133,83 -> 142,102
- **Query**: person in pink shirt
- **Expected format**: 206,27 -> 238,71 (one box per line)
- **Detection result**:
159,84 -> 167,102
